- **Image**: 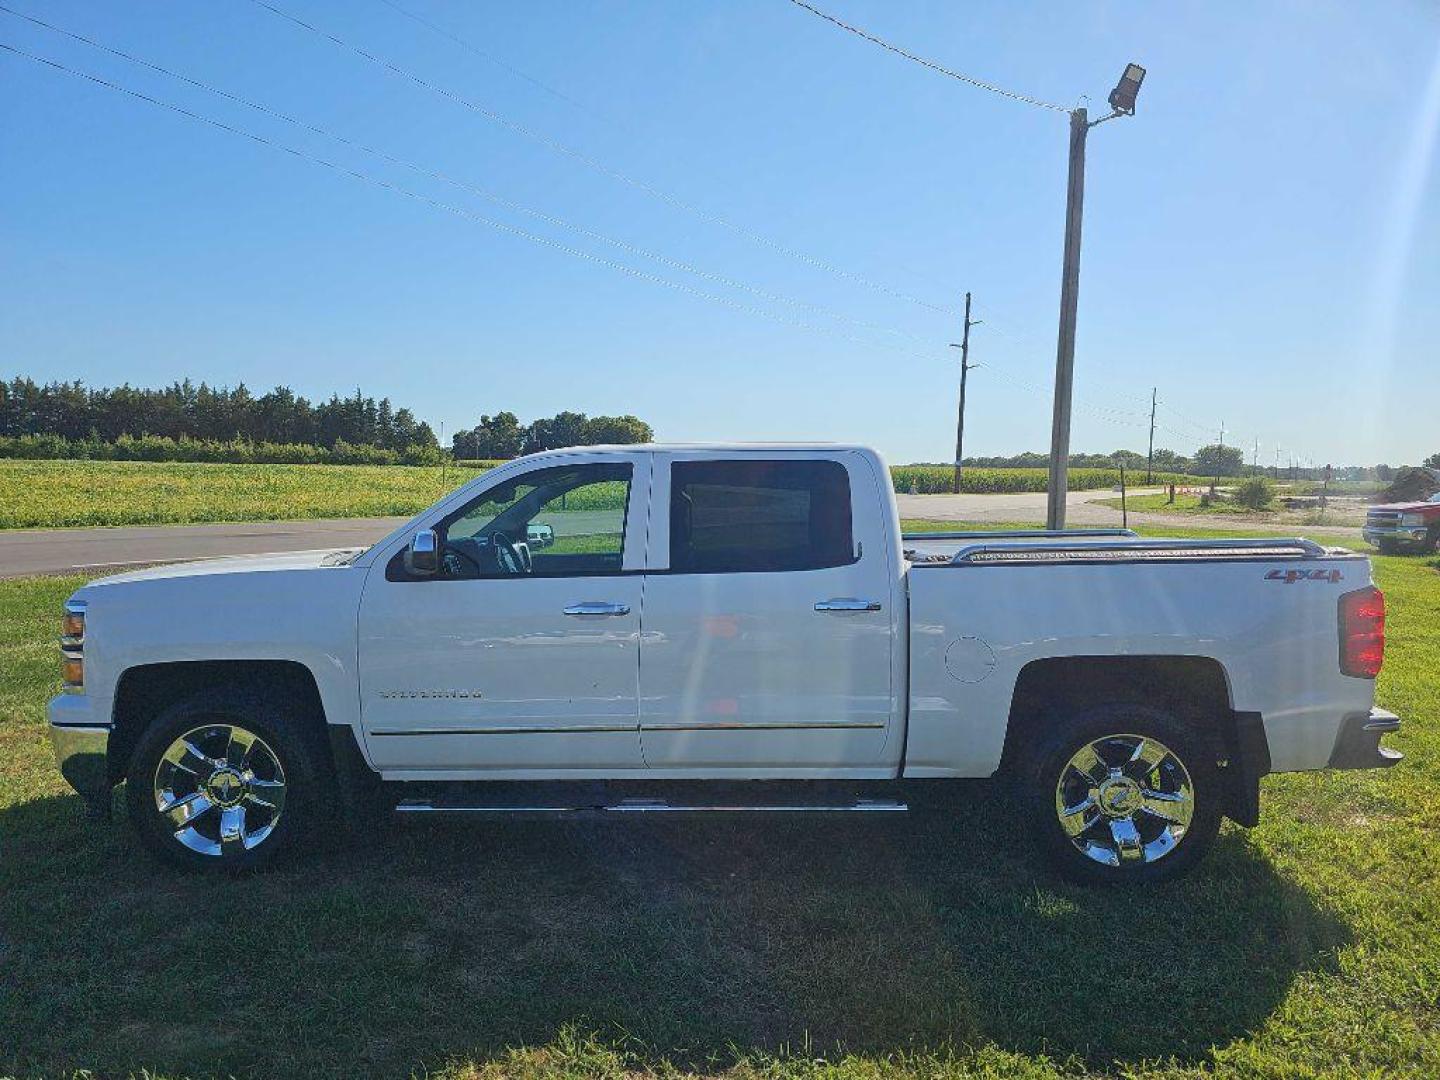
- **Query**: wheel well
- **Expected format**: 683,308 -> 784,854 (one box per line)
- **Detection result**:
997,655 -> 1234,777
109,660 -> 327,784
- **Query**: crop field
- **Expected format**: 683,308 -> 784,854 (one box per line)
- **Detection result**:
0,529 -> 1435,1078
889,464 -> 1196,494
0,460 -> 1208,531
0,459 -> 494,529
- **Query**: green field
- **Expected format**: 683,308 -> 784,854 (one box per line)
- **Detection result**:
889,465 -> 1196,495
0,531 -> 1435,1078
0,459 -> 493,529
0,460 -> 1209,530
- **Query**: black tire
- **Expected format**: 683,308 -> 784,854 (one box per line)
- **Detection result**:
1376,539 -> 1401,555
1028,703 -> 1223,886
125,685 -> 326,872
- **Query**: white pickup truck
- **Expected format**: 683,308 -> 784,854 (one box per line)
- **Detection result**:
48,444 -> 1401,884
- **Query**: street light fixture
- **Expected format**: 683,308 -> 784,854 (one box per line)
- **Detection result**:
1044,61 -> 1147,530
1108,63 -> 1146,116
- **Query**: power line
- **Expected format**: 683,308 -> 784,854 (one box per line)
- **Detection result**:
0,42 -> 1175,454
374,0 -> 606,123
0,4 -> 931,348
244,0 -> 956,315
0,41 -> 937,352
784,0 -> 1068,114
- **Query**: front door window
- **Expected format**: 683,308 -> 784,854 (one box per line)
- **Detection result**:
440,463 -> 632,578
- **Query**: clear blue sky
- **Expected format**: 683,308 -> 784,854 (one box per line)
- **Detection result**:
3,1 -> 1437,466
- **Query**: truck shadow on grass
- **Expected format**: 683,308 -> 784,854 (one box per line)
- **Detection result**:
1,786 -> 1349,1078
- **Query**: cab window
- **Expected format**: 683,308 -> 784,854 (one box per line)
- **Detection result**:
669,459 -> 854,573
437,462 -> 632,579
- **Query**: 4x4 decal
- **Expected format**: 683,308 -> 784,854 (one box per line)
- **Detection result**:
1266,568 -> 1343,584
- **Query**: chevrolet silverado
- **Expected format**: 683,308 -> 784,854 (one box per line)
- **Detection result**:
48,444 -> 1402,884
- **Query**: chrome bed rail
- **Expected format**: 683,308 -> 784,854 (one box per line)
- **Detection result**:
902,527 -> 1138,542
946,536 -> 1329,565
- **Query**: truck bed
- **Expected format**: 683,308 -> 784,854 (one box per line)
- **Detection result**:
899,529 -> 1372,779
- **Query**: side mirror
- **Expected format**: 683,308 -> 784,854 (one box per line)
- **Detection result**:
407,528 -> 440,576
526,522 -> 555,549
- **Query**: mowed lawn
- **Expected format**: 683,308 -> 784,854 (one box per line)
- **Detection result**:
0,542 -> 1435,1078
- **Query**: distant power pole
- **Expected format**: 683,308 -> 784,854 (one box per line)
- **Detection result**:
950,292 -> 981,494
1210,421 -> 1225,493
1145,386 -> 1157,483
1252,438 -> 1259,470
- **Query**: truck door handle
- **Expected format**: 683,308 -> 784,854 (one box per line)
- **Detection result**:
814,598 -> 882,612
563,602 -> 631,617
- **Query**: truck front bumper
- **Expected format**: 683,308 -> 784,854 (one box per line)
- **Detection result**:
1363,526 -> 1428,547
1328,708 -> 1403,770
48,693 -> 112,804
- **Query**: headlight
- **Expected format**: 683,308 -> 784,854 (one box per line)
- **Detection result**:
1400,513 -> 1426,527
61,599 -> 85,693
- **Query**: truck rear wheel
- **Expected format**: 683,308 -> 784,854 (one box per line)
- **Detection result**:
1029,703 -> 1222,885
125,687 -> 323,871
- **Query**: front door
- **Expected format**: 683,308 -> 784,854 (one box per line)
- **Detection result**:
638,452 -> 897,771
357,454 -> 650,775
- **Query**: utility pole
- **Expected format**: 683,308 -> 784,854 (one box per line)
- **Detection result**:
1209,421 -> 1225,494
1045,108 -> 1088,530
1044,64 -> 1147,530
1048,65 -> 1146,529
950,291 -> 980,494
1252,437 -> 1259,471
1145,386 -> 1157,484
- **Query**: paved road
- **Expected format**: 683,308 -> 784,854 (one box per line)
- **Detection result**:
0,489 -> 1361,579
0,518 -> 404,579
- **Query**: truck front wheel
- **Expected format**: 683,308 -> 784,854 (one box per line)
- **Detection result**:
1030,704 -> 1222,885
125,688 -> 323,871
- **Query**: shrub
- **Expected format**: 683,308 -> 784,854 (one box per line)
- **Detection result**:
1232,475 -> 1275,510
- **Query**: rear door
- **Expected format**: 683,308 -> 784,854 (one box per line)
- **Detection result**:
638,451 -> 896,771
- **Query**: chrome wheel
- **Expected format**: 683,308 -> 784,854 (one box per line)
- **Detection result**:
152,723 -> 287,858
1054,733 -> 1194,867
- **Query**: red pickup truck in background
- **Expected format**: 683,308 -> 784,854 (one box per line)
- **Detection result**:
1364,491 -> 1440,553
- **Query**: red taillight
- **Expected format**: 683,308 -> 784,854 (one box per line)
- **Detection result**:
1339,586 -> 1385,678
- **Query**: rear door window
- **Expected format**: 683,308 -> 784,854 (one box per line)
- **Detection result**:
669,459 -> 854,573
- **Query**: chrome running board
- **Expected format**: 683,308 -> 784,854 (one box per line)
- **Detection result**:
395,796 -> 908,815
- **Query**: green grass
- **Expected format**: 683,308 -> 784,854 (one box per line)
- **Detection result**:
1091,492 -> 1367,527
1,541 -> 1437,1078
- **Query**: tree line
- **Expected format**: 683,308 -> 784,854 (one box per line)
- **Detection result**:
450,411 -> 652,460
955,445 -> 1421,481
958,447 -> 1197,473
0,377 -> 437,451
0,377 -> 655,464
